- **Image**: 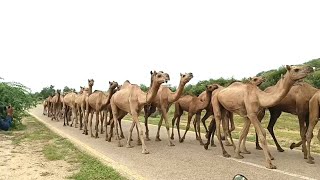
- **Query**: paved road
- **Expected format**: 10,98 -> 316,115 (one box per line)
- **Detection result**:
29,106 -> 320,180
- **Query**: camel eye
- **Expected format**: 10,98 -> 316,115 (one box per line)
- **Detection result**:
183,75 -> 186,78
294,69 -> 299,72
157,74 -> 161,78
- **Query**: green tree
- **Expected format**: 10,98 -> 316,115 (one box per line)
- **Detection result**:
63,86 -> 73,94
38,85 -> 55,99
140,84 -> 148,92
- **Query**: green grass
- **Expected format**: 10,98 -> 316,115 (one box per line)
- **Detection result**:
10,115 -> 126,180
125,107 -> 320,153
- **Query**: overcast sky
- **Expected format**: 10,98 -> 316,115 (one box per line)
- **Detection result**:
1,1 -> 319,92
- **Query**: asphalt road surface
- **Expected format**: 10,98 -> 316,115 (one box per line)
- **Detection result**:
29,106 -> 320,180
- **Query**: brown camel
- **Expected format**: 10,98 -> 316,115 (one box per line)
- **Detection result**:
77,79 -> 94,131
51,89 -> 62,121
46,95 -> 53,117
255,82 -> 318,153
306,90 -> 320,164
171,84 -> 219,145
110,71 -> 170,154
63,86 -> 85,127
212,65 -> 313,169
143,72 -> 193,146
85,81 -> 118,138
202,77 -> 265,148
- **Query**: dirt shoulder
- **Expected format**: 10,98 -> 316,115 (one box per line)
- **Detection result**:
0,115 -> 125,180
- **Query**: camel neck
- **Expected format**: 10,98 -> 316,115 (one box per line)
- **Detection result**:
169,81 -> 186,103
145,82 -> 161,104
199,90 -> 212,109
259,73 -> 295,108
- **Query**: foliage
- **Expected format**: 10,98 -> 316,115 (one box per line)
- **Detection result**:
63,86 -> 73,94
38,85 -> 56,99
140,84 -> 148,92
0,80 -> 37,128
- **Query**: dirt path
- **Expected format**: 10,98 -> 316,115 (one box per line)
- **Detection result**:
29,105 -> 320,180
0,123 -> 75,180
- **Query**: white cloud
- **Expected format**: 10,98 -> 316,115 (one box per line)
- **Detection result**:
1,1 -> 319,92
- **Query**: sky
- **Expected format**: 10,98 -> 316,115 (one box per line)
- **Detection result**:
1,1 -> 319,93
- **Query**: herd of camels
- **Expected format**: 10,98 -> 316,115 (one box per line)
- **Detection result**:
42,65 -> 320,169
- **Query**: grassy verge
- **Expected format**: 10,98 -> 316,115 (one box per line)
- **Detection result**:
124,108 -> 320,153
12,115 -> 126,180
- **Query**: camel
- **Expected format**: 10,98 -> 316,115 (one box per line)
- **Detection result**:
203,77 -> 265,148
42,100 -> 48,115
171,84 -> 219,145
212,65 -> 313,169
306,90 -> 320,164
77,79 -> 94,131
255,82 -> 318,153
110,71 -> 170,154
51,89 -> 62,121
143,72 -> 193,146
85,81 -> 118,138
46,95 -> 53,117
63,86 -> 85,127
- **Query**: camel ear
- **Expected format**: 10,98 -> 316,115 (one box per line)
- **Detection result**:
109,81 -> 111,85
180,73 -> 183,76
286,65 -> 291,70
205,85 -> 208,88
150,71 -> 153,75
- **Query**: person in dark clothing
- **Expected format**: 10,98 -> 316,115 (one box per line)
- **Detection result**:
0,105 -> 13,131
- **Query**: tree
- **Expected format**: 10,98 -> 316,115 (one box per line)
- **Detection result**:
63,86 -> 72,94
140,84 -> 148,92
38,85 -> 55,99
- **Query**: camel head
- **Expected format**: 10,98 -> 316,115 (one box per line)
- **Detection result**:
205,84 -> 219,92
56,89 -> 61,95
108,81 -> 119,91
151,71 -> 170,86
79,86 -> 85,94
249,76 -> 265,86
88,79 -> 95,87
180,72 -> 193,84
285,65 -> 314,81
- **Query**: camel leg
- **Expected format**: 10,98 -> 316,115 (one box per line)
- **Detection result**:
136,125 -> 142,145
94,111 -> 100,138
108,118 -> 114,142
181,113 -> 194,143
213,108 -> 230,157
89,110 -> 95,137
118,113 -> 126,139
155,114 -> 164,141
144,105 -> 155,141
238,118 -> 251,155
196,113 -> 204,145
201,110 -> 212,135
306,104 -> 318,164
159,106 -> 174,146
100,110 -> 105,134
126,121 -> 136,148
250,114 -> 276,169
105,114 -> 109,141
73,107 -> 78,128
133,112 -> 149,154
110,103 -> 122,147
170,114 -> 178,140
223,114 -> 235,149
204,117 -> 216,150
266,110 -> 283,152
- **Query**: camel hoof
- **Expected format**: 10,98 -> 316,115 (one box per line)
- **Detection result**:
234,154 -> 244,159
179,138 -> 184,143
290,143 -> 296,150
126,144 -> 134,148
170,135 -> 174,140
118,143 -> 123,147
80,127 -> 83,130
85,132 -> 88,135
70,124 -> 73,127
155,137 -> 161,141
137,141 -> 142,146
270,156 -> 275,160
277,148 -> 284,152
120,134 -> 125,139
91,134 -> 94,138
223,152 -> 231,158
63,124 -> 66,126
108,137 -> 112,142
266,164 -> 277,169
142,149 -> 149,154
256,146 -> 263,150
199,141 -> 204,145
241,150 -> 251,154
145,137 -> 151,141
211,143 -> 216,147
307,159 -> 315,164
130,138 -> 134,141
204,144 -> 209,150
95,134 -> 99,138
168,142 -> 175,146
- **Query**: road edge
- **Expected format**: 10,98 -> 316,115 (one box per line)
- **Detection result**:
28,112 -> 145,180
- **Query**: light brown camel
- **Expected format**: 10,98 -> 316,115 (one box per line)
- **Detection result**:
202,77 -> 265,147
255,82 -> 318,153
42,100 -> 48,115
110,71 -> 170,154
63,86 -> 85,127
143,72 -> 193,145
212,65 -> 313,169
46,95 -> 53,117
85,81 -> 118,138
51,89 -> 62,121
77,79 -> 94,131
171,84 -> 219,145
306,90 -> 320,164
